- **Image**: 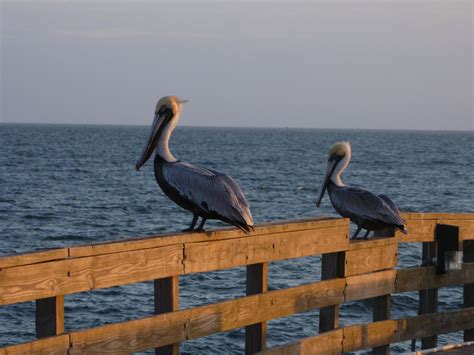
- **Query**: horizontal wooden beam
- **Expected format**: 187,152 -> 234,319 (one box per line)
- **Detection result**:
6,262 -> 474,353
0,248 -> 68,269
396,263 -> 474,293
343,307 -> 474,352
260,307 -> 474,354
68,218 -> 348,258
259,329 -> 343,354
0,244 -> 184,305
69,278 -> 345,353
345,240 -> 397,277
1,214 -> 472,270
346,270 -> 396,301
184,226 -> 348,274
1,334 -> 70,354
0,222 -> 349,305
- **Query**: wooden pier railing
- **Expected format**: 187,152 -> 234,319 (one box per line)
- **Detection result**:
1,213 -> 474,354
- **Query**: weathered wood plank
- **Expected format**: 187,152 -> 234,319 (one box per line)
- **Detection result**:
261,308 -> 474,354
36,295 -> 64,338
396,218 -> 437,242
184,226 -> 348,274
400,213 -> 474,221
69,278 -> 345,353
154,276 -> 179,355
69,218 -> 349,258
345,242 -> 397,277
348,236 -> 395,251
343,307 -> 474,352
0,248 -> 68,269
259,329 -> 343,355
396,263 -> 474,294
0,244 -> 184,305
1,334 -> 70,355
345,269 -> 396,301
246,263 -> 268,354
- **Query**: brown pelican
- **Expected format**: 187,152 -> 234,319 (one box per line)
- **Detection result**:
135,96 -> 254,233
316,141 -> 407,239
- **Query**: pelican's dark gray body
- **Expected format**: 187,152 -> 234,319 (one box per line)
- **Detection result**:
327,182 -> 405,232
154,155 -> 252,232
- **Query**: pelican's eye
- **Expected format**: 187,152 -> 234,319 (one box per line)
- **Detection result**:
156,105 -> 167,116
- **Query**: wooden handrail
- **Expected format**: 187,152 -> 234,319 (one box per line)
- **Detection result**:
1,213 -> 474,354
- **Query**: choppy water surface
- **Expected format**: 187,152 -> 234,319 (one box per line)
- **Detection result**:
0,124 -> 473,353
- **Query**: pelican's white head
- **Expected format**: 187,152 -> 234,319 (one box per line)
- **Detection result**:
316,141 -> 352,207
135,96 -> 188,170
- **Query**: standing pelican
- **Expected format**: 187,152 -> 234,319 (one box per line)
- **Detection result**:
316,141 -> 407,239
135,96 -> 254,233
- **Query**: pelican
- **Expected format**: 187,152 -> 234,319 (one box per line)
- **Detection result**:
316,141 -> 407,239
135,96 -> 254,233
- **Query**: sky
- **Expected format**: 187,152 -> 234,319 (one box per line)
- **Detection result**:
0,0 -> 472,130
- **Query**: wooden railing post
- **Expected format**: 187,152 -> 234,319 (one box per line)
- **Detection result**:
371,228 -> 394,355
245,262 -> 268,354
35,295 -> 64,338
154,276 -> 179,355
319,251 -> 345,332
464,240 -> 474,341
419,241 -> 438,349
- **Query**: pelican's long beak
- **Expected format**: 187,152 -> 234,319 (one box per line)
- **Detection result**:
316,159 -> 337,207
135,110 -> 172,171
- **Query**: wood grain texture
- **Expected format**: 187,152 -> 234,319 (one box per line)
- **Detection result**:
348,237 -> 395,251
263,307 -> 474,354
69,279 -> 345,353
0,244 -> 184,305
259,329 -> 343,355
0,248 -> 68,270
184,226 -> 348,274
400,213 -> 474,220
396,263 -> 474,293
69,218 -> 349,258
345,270 -> 396,301
344,242 -> 397,277
343,307 -> 474,352
1,334 -> 70,355
396,218 -> 437,242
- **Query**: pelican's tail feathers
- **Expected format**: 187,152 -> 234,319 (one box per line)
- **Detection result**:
399,224 -> 408,235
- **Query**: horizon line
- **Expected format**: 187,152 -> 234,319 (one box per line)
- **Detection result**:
1,121 -> 473,133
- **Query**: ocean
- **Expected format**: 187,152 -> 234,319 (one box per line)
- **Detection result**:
0,124 -> 473,353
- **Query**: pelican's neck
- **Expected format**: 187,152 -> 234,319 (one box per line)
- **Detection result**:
331,151 -> 351,187
157,111 -> 179,163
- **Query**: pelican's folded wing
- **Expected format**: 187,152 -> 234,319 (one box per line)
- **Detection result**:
335,187 -> 405,227
162,162 -> 253,228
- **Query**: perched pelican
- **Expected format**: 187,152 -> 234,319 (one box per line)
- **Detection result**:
135,96 -> 254,233
316,141 -> 407,239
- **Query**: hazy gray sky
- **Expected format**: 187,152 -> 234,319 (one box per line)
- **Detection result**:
1,0 -> 472,130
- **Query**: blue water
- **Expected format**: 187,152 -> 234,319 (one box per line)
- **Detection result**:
0,124 -> 473,353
